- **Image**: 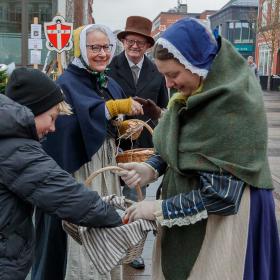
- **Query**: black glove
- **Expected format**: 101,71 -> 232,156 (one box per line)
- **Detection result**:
133,96 -> 162,120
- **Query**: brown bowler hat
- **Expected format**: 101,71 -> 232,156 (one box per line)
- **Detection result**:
117,16 -> 155,46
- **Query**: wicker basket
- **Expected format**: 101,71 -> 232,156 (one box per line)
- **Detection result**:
116,119 -> 154,164
62,218 -> 149,266
63,166 -> 156,272
116,148 -> 154,163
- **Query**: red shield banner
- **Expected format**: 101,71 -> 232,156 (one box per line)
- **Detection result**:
44,15 -> 73,53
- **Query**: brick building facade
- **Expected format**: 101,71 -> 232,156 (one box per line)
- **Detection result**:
151,6 -> 215,42
255,0 -> 280,76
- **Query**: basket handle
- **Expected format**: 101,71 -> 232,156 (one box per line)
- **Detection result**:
125,119 -> 153,136
84,166 -> 143,202
135,183 -> 143,202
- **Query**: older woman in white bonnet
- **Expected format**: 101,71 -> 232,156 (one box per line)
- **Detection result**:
33,24 -> 143,280
66,24 -> 143,280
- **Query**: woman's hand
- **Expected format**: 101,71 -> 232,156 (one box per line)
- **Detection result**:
105,98 -> 143,118
123,200 -> 161,223
117,162 -> 157,188
128,99 -> 144,116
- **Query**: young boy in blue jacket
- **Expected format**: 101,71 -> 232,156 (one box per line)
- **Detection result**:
0,68 -> 121,280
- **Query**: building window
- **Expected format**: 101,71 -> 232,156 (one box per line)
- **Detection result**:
258,43 -> 271,75
227,21 -> 254,44
27,1 -> 56,66
261,1 -> 268,27
0,1 -> 57,66
228,22 -> 234,42
0,1 -> 22,64
271,0 -> 280,22
234,22 -> 242,42
241,22 -> 250,42
0,6 -> 4,21
152,18 -> 160,31
218,24 -> 222,35
28,2 -> 53,25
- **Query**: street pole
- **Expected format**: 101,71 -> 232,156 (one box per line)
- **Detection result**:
21,0 -> 29,66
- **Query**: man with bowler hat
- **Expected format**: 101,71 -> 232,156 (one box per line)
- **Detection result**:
108,15 -> 168,270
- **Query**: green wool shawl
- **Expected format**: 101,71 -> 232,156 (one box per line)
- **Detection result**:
153,39 -> 272,280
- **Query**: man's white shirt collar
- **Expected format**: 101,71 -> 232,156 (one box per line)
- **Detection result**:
125,53 -> 145,70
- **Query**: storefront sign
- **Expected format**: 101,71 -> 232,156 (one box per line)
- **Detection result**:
234,44 -> 254,52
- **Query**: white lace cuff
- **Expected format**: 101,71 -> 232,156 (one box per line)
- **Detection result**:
156,210 -> 208,228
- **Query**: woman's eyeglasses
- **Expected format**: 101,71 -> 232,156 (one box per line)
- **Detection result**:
124,39 -> 147,48
86,44 -> 113,53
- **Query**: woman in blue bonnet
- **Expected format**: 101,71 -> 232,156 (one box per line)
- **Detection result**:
118,18 -> 280,279
32,24 -> 143,280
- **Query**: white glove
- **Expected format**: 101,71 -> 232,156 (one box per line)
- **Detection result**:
117,162 -> 158,188
123,200 -> 162,222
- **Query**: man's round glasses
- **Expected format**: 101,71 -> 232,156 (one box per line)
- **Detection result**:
124,39 -> 147,48
86,44 -> 113,53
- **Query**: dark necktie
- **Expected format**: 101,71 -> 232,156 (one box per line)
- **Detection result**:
131,65 -> 140,85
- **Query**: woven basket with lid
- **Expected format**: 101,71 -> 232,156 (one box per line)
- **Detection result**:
116,119 -> 154,163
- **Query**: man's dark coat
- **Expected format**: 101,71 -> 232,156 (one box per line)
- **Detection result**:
109,51 -> 168,148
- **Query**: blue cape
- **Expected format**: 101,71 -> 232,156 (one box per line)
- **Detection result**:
43,63 -> 125,173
